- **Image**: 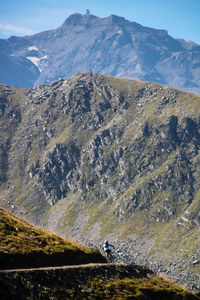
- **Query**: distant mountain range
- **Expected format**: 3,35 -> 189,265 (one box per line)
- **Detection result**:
0,13 -> 200,93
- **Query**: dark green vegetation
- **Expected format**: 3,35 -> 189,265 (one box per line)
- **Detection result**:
1,264 -> 199,299
0,73 -> 200,290
0,206 -> 106,269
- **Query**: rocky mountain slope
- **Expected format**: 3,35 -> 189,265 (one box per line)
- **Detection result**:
0,13 -> 200,93
0,73 -> 200,291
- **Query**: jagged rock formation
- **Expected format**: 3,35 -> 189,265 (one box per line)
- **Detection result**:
0,13 -> 200,93
0,73 -> 200,291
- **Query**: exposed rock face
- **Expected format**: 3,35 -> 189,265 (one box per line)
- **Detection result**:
0,73 -> 200,291
0,13 -> 200,93
36,143 -> 80,205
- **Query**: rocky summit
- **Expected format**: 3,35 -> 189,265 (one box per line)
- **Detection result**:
0,13 -> 200,93
0,72 -> 200,291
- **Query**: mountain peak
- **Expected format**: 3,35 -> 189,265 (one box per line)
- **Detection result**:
62,13 -> 98,27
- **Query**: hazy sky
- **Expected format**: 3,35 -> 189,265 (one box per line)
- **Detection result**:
0,0 -> 200,44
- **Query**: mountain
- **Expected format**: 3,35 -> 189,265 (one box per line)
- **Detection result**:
0,73 -> 200,291
0,13 -> 200,93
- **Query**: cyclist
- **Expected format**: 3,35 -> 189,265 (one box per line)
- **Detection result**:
103,240 -> 115,262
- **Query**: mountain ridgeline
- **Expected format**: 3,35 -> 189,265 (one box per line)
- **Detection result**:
0,73 -> 200,291
0,13 -> 200,93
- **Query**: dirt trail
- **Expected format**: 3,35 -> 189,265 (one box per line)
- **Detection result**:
0,262 -> 114,273
0,263 -> 154,297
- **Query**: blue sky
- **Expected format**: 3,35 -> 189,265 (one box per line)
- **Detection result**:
0,0 -> 200,44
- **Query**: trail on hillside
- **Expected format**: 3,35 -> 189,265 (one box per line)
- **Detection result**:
0,262 -> 114,273
1,262 -> 199,299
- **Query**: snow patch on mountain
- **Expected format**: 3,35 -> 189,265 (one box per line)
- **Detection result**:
28,46 -> 39,51
26,55 -> 47,72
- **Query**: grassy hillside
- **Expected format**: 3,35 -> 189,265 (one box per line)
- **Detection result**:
0,206 -> 106,269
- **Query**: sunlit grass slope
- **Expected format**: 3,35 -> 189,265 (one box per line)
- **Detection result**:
0,206 -> 106,268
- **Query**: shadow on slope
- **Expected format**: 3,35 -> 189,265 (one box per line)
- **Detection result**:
0,264 -> 199,299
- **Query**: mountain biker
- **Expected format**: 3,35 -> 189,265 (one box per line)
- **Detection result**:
103,240 -> 115,262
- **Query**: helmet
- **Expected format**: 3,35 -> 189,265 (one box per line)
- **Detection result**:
104,240 -> 108,244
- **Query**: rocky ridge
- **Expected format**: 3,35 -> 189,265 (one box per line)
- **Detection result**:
0,73 -> 200,291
